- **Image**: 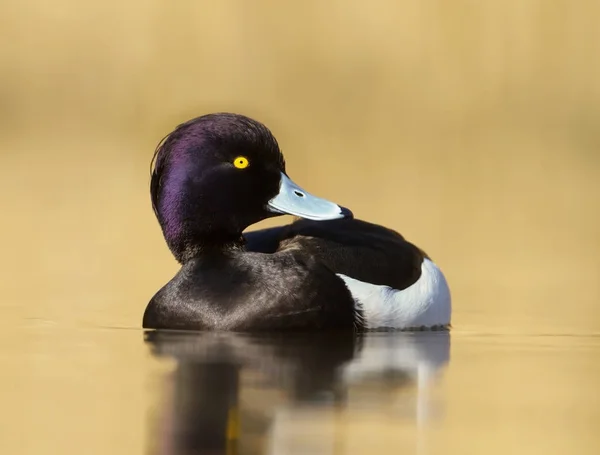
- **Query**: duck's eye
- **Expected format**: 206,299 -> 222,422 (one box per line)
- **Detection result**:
233,156 -> 250,169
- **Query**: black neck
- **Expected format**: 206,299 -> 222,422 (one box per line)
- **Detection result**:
166,229 -> 246,263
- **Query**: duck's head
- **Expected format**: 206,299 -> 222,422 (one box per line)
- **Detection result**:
151,112 -> 351,262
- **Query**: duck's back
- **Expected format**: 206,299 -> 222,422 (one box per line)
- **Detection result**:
244,218 -> 452,330
245,218 -> 425,290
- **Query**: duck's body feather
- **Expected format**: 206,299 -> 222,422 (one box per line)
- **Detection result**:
242,218 -> 451,331
143,246 -> 358,331
245,218 -> 425,290
337,258 -> 451,330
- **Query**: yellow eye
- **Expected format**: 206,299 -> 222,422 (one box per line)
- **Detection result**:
233,156 -> 249,169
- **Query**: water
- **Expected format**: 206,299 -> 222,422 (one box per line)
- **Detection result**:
3,245 -> 598,455
2,326 -> 598,454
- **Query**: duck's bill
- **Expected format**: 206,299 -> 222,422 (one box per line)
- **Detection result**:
267,173 -> 352,221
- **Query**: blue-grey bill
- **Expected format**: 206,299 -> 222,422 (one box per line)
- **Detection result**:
267,173 -> 346,221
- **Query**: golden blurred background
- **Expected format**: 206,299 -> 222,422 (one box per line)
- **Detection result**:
1,0 -> 599,333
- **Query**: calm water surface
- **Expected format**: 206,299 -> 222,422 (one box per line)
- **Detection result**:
2,326 -> 598,455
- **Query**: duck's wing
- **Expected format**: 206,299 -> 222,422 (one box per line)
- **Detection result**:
279,219 -> 453,331
245,218 -> 428,291
244,218 -> 451,331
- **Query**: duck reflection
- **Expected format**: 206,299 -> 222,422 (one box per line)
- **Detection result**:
144,330 -> 450,455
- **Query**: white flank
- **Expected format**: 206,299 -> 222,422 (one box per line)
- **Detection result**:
336,258 -> 451,330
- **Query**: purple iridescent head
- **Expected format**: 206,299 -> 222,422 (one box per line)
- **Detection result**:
150,113 -> 349,263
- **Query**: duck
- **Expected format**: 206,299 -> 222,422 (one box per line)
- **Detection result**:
143,113 -> 451,332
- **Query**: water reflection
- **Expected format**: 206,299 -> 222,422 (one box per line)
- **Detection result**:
145,331 -> 450,454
